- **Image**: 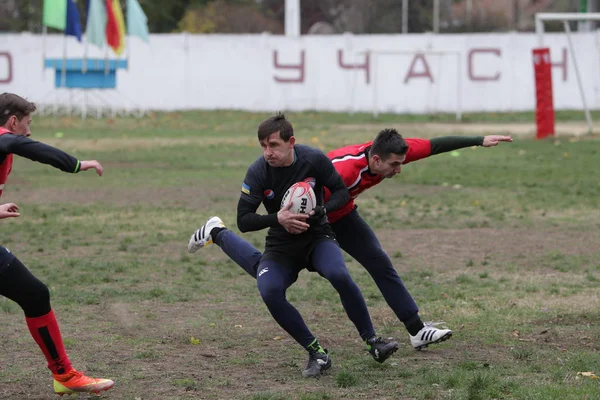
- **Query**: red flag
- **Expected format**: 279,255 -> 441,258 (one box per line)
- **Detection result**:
104,0 -> 121,52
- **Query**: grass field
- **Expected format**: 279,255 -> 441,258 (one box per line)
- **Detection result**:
0,110 -> 599,400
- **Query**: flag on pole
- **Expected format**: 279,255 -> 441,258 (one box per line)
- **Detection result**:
65,0 -> 82,41
111,0 -> 126,54
86,0 -> 107,48
127,0 -> 149,42
104,0 -> 122,54
43,0 -> 68,30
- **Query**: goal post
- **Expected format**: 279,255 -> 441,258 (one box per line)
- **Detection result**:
535,12 -> 600,133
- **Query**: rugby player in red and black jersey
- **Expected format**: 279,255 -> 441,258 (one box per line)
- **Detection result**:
188,127 -> 511,352
0,93 -> 114,395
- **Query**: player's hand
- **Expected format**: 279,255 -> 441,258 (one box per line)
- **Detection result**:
79,160 -> 104,176
278,201 -> 310,234
0,203 -> 20,219
308,205 -> 326,223
482,135 -> 513,147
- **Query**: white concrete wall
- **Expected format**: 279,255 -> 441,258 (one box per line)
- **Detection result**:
0,32 -> 597,113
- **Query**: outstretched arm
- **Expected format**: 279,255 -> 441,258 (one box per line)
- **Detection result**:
482,135 -> 513,147
79,160 -> 104,176
404,135 -> 513,164
0,134 -> 104,175
428,135 -> 512,156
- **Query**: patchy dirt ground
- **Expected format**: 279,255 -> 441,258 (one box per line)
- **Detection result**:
378,227 -> 600,269
2,121 -> 599,399
1,221 -> 598,400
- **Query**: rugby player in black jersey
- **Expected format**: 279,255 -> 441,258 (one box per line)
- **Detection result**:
203,113 -> 398,378
0,93 -> 114,395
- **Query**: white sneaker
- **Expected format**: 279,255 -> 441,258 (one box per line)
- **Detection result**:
409,322 -> 452,350
187,216 -> 225,253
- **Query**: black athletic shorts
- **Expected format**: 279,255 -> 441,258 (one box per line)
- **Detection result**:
262,229 -> 338,271
0,245 -> 16,275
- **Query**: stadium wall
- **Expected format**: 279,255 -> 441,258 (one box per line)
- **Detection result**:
0,32 -> 598,113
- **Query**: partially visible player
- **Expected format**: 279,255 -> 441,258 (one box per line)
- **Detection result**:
189,128 -> 512,349
0,92 -> 114,396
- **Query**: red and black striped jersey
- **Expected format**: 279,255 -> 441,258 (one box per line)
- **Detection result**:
325,138 -> 433,223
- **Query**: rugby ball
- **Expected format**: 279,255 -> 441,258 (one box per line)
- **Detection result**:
281,182 -> 316,215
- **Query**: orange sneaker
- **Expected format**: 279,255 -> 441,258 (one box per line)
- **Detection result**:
53,369 -> 114,396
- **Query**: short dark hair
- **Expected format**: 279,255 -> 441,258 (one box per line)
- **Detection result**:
0,93 -> 37,126
370,128 -> 409,160
257,112 -> 294,142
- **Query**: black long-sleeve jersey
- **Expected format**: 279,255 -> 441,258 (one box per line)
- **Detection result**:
237,144 -> 349,247
0,134 -> 81,174
0,132 -> 82,269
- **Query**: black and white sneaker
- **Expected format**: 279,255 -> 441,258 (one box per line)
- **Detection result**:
187,216 -> 225,253
302,350 -> 332,378
366,336 -> 398,363
410,322 -> 452,350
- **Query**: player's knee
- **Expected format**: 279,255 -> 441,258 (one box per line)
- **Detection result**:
359,252 -> 394,272
358,248 -> 387,263
19,281 -> 51,316
324,269 -> 353,287
364,261 -> 397,277
34,281 -> 50,303
258,282 -> 285,305
28,279 -> 50,305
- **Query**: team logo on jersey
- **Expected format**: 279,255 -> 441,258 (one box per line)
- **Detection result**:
303,177 -> 316,188
241,183 -> 251,195
264,189 -> 275,199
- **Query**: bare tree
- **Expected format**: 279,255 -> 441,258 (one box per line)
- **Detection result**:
178,0 -> 282,33
263,0 -> 432,34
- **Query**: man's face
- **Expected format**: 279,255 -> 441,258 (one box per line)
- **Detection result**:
260,131 -> 295,167
7,114 -> 32,137
371,153 -> 406,178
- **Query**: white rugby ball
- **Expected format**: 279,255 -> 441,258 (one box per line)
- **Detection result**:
281,182 -> 316,215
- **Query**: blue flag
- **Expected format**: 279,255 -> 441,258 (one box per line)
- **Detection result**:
86,0 -> 107,48
127,0 -> 149,42
65,0 -> 82,41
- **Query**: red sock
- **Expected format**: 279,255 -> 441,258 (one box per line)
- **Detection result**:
25,310 -> 73,375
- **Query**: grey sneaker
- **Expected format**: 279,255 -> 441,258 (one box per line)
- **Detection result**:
366,336 -> 398,363
302,350 -> 332,378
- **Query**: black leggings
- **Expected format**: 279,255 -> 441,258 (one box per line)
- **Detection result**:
0,248 -> 51,318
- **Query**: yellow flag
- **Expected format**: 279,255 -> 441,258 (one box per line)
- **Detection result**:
112,0 -> 126,55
